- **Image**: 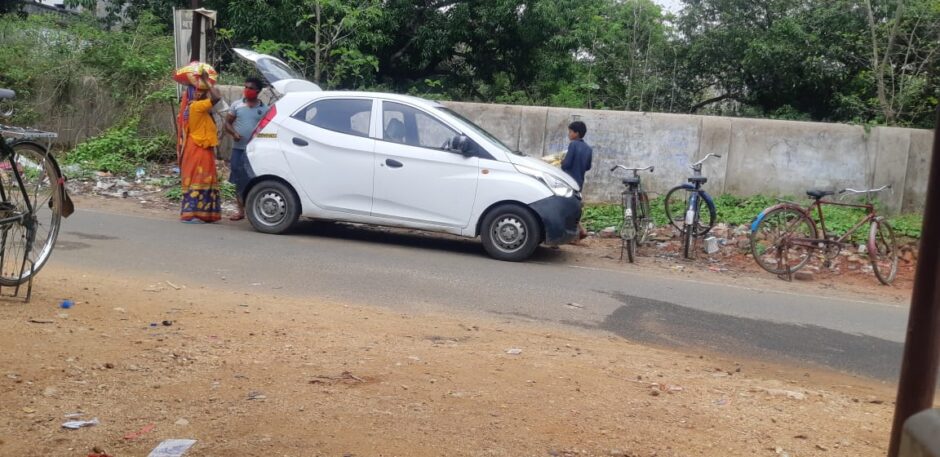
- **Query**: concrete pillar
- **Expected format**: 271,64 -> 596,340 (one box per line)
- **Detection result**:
872,127 -> 913,215
904,130 -> 935,213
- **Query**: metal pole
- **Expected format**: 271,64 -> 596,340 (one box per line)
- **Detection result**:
888,107 -> 940,457
189,0 -> 202,62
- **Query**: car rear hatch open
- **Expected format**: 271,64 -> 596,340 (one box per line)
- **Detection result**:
233,48 -> 322,95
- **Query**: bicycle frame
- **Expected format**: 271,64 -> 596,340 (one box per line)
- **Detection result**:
610,165 -> 653,261
0,138 -> 34,219
780,198 -> 877,250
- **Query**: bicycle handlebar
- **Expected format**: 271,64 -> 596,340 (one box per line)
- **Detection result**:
610,165 -> 654,173
691,153 -> 722,169
839,184 -> 892,195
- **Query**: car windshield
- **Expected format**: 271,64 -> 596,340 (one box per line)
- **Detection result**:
436,107 -> 522,156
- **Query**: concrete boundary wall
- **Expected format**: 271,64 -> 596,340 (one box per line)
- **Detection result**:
28,85 -> 931,213
443,101 -> 934,214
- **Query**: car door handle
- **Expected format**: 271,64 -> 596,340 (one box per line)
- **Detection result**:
385,159 -> 403,168
292,137 -> 308,146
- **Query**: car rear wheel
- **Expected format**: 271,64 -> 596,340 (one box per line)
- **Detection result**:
481,204 -> 541,262
246,180 -> 300,234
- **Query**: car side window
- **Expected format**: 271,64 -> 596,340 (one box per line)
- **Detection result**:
382,102 -> 456,150
293,99 -> 372,137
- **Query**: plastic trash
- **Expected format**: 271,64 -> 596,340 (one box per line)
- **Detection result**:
147,439 -> 197,457
62,418 -> 99,429
124,423 -> 156,440
60,300 -> 73,309
703,236 -> 719,254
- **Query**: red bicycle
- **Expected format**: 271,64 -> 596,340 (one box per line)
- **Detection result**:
749,185 -> 899,285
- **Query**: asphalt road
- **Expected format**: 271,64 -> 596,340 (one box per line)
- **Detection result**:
53,209 -> 909,381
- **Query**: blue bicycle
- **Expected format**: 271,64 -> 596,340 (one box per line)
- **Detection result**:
663,153 -> 722,259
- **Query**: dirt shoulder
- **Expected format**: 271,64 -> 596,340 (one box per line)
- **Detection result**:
0,264 -> 899,457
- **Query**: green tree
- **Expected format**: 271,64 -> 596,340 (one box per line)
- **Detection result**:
296,0 -> 384,85
862,0 -> 939,126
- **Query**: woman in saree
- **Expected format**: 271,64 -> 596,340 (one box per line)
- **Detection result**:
176,84 -> 223,223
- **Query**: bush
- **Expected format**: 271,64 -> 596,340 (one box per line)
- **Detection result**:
65,116 -> 173,175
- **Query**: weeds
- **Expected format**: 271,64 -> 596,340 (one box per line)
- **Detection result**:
582,195 -> 923,240
64,116 -> 173,175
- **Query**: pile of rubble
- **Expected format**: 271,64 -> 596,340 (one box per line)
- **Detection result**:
63,164 -> 179,202
62,163 -> 239,214
591,222 -> 918,280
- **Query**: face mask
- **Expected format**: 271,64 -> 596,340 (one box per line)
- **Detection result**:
244,88 -> 260,100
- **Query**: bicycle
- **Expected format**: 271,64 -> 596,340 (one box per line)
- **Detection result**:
663,153 -> 722,259
0,88 -> 72,300
749,185 -> 898,285
609,164 -> 654,263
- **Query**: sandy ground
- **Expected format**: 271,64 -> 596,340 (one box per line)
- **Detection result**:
0,262 -> 901,457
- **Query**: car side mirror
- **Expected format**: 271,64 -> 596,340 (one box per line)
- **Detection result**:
448,134 -> 472,156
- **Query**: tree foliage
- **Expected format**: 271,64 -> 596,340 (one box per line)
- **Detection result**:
10,0 -> 940,127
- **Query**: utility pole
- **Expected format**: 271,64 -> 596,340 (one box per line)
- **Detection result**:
189,0 -> 202,62
887,106 -> 940,456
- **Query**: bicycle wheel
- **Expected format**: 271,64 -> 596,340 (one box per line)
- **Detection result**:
750,207 -> 817,275
664,186 -> 715,236
625,237 -> 636,263
0,142 -> 63,286
869,219 -> 898,285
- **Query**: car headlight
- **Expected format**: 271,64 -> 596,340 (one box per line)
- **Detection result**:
515,165 -> 574,198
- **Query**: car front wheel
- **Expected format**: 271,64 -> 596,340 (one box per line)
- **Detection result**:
246,180 -> 300,234
481,204 -> 541,262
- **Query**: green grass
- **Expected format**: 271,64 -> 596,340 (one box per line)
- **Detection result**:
582,194 -> 924,240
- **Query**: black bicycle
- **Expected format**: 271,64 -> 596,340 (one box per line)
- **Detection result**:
663,153 -> 722,259
610,164 -> 654,263
0,88 -> 72,300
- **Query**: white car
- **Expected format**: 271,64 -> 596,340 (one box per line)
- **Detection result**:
234,49 -> 582,261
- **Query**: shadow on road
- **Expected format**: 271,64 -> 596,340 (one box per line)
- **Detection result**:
285,220 -> 567,262
600,292 -> 903,381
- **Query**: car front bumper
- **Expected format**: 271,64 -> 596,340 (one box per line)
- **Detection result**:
530,193 -> 583,246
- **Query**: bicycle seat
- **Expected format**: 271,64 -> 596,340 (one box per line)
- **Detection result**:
0,89 -> 14,100
622,177 -> 640,186
688,176 -> 707,184
806,189 -> 835,199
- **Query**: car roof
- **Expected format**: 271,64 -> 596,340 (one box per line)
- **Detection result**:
280,91 -> 444,108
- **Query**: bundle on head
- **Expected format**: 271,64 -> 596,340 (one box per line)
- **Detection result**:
173,61 -> 218,90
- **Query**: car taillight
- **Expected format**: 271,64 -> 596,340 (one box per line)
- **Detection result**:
250,105 -> 277,140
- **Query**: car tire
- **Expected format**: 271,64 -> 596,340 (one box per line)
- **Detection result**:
246,180 -> 300,234
481,204 -> 541,262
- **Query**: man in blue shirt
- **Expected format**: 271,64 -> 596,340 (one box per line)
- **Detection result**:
561,120 -> 592,239
224,77 -> 270,221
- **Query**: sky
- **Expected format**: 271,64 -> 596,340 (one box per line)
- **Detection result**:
653,0 -> 683,13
